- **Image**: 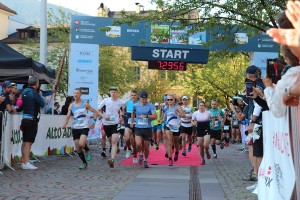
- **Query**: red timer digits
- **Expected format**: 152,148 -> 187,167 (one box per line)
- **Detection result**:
148,61 -> 187,71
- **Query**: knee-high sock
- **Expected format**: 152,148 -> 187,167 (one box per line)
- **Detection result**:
78,151 -> 87,164
211,144 -> 216,154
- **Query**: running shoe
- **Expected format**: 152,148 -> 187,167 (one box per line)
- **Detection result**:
133,157 -> 138,164
174,152 -> 179,162
206,151 -> 211,159
220,142 -> 224,149
108,159 -> 114,168
165,152 -> 168,158
155,145 -> 159,150
188,144 -> 192,152
138,154 -> 143,165
246,182 -> 258,191
213,154 -> 217,159
79,163 -> 87,170
101,151 -> 107,158
85,151 -> 92,161
182,149 -> 187,156
169,159 -> 173,166
201,159 -> 205,165
144,160 -> 149,168
21,162 -> 38,170
125,149 -> 132,159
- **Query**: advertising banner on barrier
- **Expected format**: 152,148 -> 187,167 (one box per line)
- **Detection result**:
257,111 -> 295,200
68,43 -> 99,110
2,113 -> 74,166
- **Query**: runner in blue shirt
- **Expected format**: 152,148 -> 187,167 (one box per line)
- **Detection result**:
130,91 -> 156,168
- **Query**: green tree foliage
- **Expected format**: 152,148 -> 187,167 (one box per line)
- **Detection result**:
133,68 -> 171,103
116,0 -> 283,106
118,0 -> 285,33
99,46 -> 139,95
20,7 -> 71,97
179,51 -> 248,107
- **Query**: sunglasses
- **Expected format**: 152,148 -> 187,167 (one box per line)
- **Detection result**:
167,99 -> 174,101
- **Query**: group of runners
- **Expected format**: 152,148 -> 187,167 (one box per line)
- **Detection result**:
62,87 -> 233,169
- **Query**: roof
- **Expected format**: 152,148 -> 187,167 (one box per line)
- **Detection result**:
0,3 -> 17,15
0,41 -> 55,84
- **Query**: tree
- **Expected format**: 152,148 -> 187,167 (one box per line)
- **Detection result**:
118,0 -> 285,33
179,51 -> 248,107
99,46 -> 140,95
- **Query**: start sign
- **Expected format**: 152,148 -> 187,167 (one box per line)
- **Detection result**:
131,47 -> 209,63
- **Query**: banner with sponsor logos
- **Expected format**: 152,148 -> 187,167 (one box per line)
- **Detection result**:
257,111 -> 295,200
68,43 -> 99,109
2,113 -> 74,166
70,16 -> 278,52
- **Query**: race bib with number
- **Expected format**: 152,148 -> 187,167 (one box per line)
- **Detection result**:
137,118 -> 148,126
233,119 -> 239,126
224,125 -> 230,130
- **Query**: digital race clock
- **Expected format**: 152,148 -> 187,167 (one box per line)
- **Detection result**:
148,61 -> 187,71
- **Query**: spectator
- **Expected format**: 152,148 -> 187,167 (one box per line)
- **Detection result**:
54,102 -> 61,115
15,89 -> 23,108
0,81 -> 17,141
60,96 -> 74,115
266,2 -> 300,108
20,77 -> 45,170
9,82 -> 17,105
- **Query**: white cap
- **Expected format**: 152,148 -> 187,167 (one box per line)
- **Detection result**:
154,102 -> 159,106
182,96 -> 188,100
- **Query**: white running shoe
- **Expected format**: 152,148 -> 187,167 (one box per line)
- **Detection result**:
133,157 -> 138,164
246,182 -> 257,191
125,149 -> 132,159
21,162 -> 38,170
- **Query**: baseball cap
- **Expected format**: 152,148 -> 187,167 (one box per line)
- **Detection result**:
2,81 -> 12,88
109,86 -> 118,91
140,91 -> 148,98
164,95 -> 168,101
246,65 -> 259,75
182,96 -> 188,100
154,102 -> 159,106
11,82 -> 17,87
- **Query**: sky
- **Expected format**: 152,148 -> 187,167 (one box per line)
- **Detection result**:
47,0 -> 157,15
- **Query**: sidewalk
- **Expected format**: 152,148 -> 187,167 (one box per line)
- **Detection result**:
0,143 -> 258,200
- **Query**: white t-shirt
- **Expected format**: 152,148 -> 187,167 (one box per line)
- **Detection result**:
192,110 -> 212,122
98,97 -> 124,125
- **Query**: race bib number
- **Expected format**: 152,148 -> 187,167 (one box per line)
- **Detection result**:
224,125 -> 230,130
233,119 -> 239,126
167,124 -> 180,132
128,118 -> 136,124
214,120 -> 219,126
137,118 -> 148,126
108,115 -> 116,122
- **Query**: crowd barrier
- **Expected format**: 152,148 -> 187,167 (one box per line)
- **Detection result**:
290,106 -> 300,200
257,110 -> 295,200
0,111 -> 4,174
0,112 -> 75,171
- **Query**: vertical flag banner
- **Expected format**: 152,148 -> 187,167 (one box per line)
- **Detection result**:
69,43 -> 99,109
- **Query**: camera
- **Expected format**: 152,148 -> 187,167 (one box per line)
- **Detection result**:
231,98 -> 239,106
231,95 -> 244,107
266,58 -> 287,84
